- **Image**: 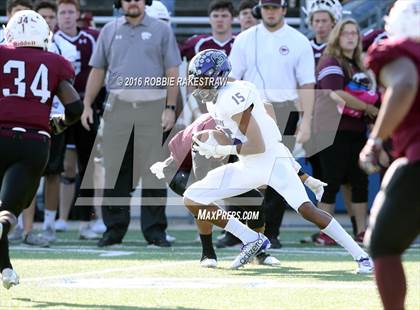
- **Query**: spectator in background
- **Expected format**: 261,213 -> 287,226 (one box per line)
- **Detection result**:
229,0 -> 315,248
0,0 -> 33,43
237,0 -> 258,32
180,0 -> 236,118
146,0 -> 171,23
315,19 -> 379,245
302,0 -> 361,243
81,0 -> 181,247
55,0 -> 102,240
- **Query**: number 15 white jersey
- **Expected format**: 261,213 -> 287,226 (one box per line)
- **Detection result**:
206,80 -> 283,155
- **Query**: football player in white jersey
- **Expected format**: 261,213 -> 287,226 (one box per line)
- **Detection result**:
183,49 -> 374,272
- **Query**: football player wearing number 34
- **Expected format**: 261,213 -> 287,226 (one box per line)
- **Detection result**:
183,49 -> 373,272
0,11 -> 82,289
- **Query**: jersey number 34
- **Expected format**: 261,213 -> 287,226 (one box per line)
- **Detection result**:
2,60 -> 51,104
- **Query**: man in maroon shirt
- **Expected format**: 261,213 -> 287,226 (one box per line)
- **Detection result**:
0,10 -> 82,289
360,1 -> 420,309
304,0 -> 343,65
180,0 -> 236,61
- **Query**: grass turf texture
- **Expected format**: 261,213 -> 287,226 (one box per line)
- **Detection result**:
1,229 -> 419,310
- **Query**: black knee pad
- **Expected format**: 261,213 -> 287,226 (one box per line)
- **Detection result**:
169,170 -> 190,196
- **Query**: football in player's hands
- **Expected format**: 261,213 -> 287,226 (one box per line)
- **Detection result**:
192,129 -> 232,159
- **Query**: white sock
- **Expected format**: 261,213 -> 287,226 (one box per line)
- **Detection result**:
43,210 -> 57,230
322,218 -> 368,260
225,217 -> 259,244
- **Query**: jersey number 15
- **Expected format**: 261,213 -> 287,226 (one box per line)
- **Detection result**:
2,60 -> 51,104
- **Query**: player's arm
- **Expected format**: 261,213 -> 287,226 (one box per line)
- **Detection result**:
360,57 -> 418,174
51,80 -> 83,134
232,105 -> 266,155
82,68 -> 106,130
370,57 -> 418,141
162,66 -> 179,131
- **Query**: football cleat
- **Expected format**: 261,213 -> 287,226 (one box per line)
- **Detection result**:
256,252 -> 281,266
230,233 -> 271,269
2,268 -> 19,289
356,256 -> 374,274
200,256 -> 217,268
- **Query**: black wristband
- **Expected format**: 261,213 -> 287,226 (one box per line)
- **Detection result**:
297,169 -> 305,176
165,104 -> 176,111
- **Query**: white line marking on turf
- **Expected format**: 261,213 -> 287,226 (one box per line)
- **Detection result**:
41,277 -> 377,289
11,245 -> 353,256
23,256 -> 237,284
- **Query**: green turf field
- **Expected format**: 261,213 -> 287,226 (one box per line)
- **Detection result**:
1,229 -> 419,310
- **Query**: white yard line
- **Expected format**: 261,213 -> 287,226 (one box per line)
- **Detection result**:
23,256 -> 237,283
40,277 -> 378,289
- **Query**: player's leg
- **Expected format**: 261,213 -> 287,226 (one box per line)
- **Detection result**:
73,121 -> 99,240
341,184 -> 358,237
43,132 -> 66,241
0,136 -> 49,289
196,219 -> 217,267
262,186 -> 286,248
57,146 -> 77,231
316,143 -> 346,245
184,162 -> 270,268
366,158 -> 420,310
269,157 -> 372,272
21,199 -> 48,247
349,134 -> 370,242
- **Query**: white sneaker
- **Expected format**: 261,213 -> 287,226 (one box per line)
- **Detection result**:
256,252 -> 281,266
2,268 -> 19,289
91,219 -> 106,234
42,226 -> 56,243
166,233 -> 176,243
80,228 -> 100,240
55,219 -> 68,232
231,233 -> 271,269
356,256 -> 374,274
8,225 -> 23,242
200,257 -> 217,268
